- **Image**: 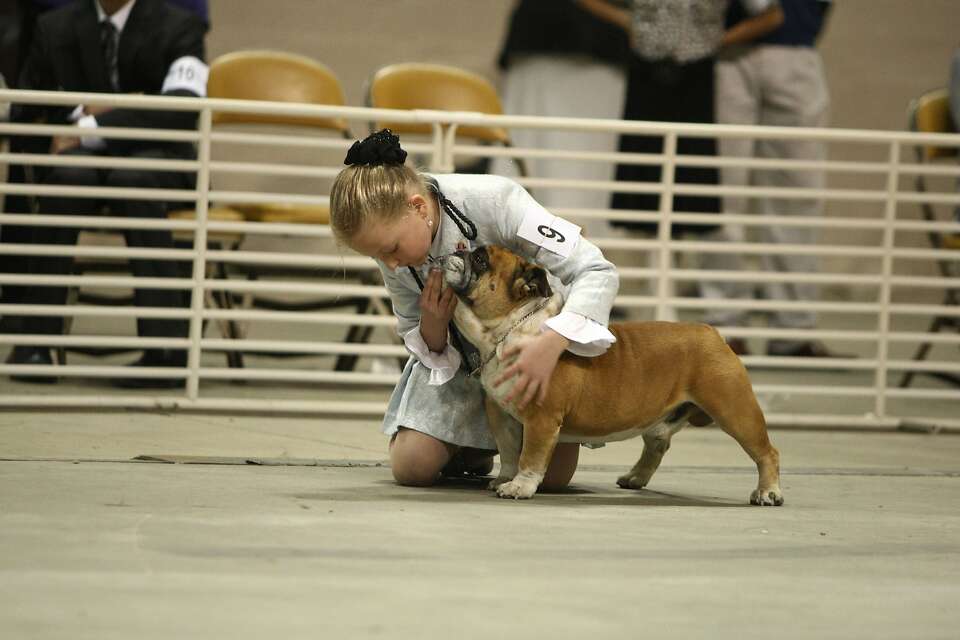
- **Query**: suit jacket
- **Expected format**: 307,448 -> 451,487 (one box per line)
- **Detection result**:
14,0 -> 206,157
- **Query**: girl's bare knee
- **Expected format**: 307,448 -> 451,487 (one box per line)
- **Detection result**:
389,428 -> 454,487
391,461 -> 439,487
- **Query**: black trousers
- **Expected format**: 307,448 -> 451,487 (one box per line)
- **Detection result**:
13,146 -> 192,338
611,54 -> 721,236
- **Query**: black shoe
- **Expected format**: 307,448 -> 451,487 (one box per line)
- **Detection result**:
440,450 -> 495,479
112,349 -> 187,389
6,346 -> 58,384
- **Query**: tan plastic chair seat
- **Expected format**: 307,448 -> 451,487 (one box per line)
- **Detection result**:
208,50 -> 350,134
369,63 -> 510,144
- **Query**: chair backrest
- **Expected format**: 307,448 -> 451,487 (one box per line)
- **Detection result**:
908,88 -> 958,161
207,50 -> 349,134
367,63 -> 510,144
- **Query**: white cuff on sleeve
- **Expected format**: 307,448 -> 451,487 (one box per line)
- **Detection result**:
76,115 -> 107,150
402,325 -> 462,386
741,0 -> 775,14
162,56 -> 209,96
543,311 -> 616,357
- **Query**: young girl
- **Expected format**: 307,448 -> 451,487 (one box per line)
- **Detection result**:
329,130 -> 619,489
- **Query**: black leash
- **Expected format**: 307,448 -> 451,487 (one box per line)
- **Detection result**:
407,178 -> 481,374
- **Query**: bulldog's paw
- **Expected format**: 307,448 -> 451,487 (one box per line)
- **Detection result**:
487,476 -> 511,491
495,478 -> 537,500
750,487 -> 785,506
616,473 -> 650,490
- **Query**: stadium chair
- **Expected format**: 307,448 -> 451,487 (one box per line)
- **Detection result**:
169,50 -> 392,372
367,62 -> 528,176
898,88 -> 960,388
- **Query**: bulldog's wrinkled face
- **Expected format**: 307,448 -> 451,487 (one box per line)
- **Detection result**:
441,245 -> 552,321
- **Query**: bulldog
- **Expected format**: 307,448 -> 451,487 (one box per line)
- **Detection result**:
441,245 -> 783,505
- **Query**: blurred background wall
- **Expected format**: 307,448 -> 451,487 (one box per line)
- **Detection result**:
207,0 -> 958,132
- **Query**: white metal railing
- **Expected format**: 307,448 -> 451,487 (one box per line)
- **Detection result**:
0,89 -> 958,431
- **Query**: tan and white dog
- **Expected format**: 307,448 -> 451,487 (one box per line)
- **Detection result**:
441,245 -> 783,505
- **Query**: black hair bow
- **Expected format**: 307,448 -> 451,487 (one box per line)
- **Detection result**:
343,129 -> 408,166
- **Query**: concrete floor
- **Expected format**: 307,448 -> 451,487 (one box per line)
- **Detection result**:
1,412 -> 959,639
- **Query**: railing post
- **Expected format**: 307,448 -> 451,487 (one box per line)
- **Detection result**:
429,123 -> 445,172
874,140 -> 900,421
655,131 -> 678,321
186,106 -> 212,399
442,123 -> 459,173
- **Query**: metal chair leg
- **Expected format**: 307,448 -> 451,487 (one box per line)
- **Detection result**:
899,315 -> 946,388
334,299 -> 372,372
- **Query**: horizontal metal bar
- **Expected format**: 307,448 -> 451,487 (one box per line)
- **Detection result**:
752,384 -> 876,396
0,212 -> 199,230
209,131 -> 355,148
206,249 -> 369,269
883,388 -> 960,400
0,274 -> 194,289
718,327 -> 881,341
0,303 -> 191,318
201,339 -> 406,356
741,356 -> 873,370
201,279 -> 386,296
675,269 -> 957,289
203,309 -> 398,326
208,161 -> 340,179
208,190 -> 329,206
0,152 -> 199,172
0,364 -> 187,378
196,367 -> 398,384
886,331 -> 960,344
0,335 -> 189,348
0,121 -> 199,142
464,143 -> 960,180
764,414 -> 900,428
884,359 -> 960,373
0,242 -> 193,260
0,182 -> 196,201
0,394 -> 390,415
456,143 -> 895,174
545,207 -> 960,235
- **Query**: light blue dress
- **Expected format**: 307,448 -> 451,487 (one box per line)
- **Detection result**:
379,174 -> 619,450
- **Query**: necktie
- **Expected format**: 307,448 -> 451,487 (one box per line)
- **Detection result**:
100,20 -> 119,91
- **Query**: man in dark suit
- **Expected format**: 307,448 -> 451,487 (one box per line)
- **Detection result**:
6,0 -> 208,388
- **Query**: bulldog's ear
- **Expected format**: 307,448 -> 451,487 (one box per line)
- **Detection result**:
522,266 -> 552,299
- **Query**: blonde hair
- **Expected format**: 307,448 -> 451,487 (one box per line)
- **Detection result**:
329,163 -> 427,245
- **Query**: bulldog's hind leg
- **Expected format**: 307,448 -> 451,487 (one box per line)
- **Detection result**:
693,378 -> 783,506
484,396 -> 521,490
617,410 -> 689,490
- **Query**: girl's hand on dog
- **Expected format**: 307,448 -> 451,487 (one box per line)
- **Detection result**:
495,329 -> 570,410
419,268 -> 458,353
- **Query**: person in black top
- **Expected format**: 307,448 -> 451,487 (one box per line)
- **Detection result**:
492,0 -> 630,237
